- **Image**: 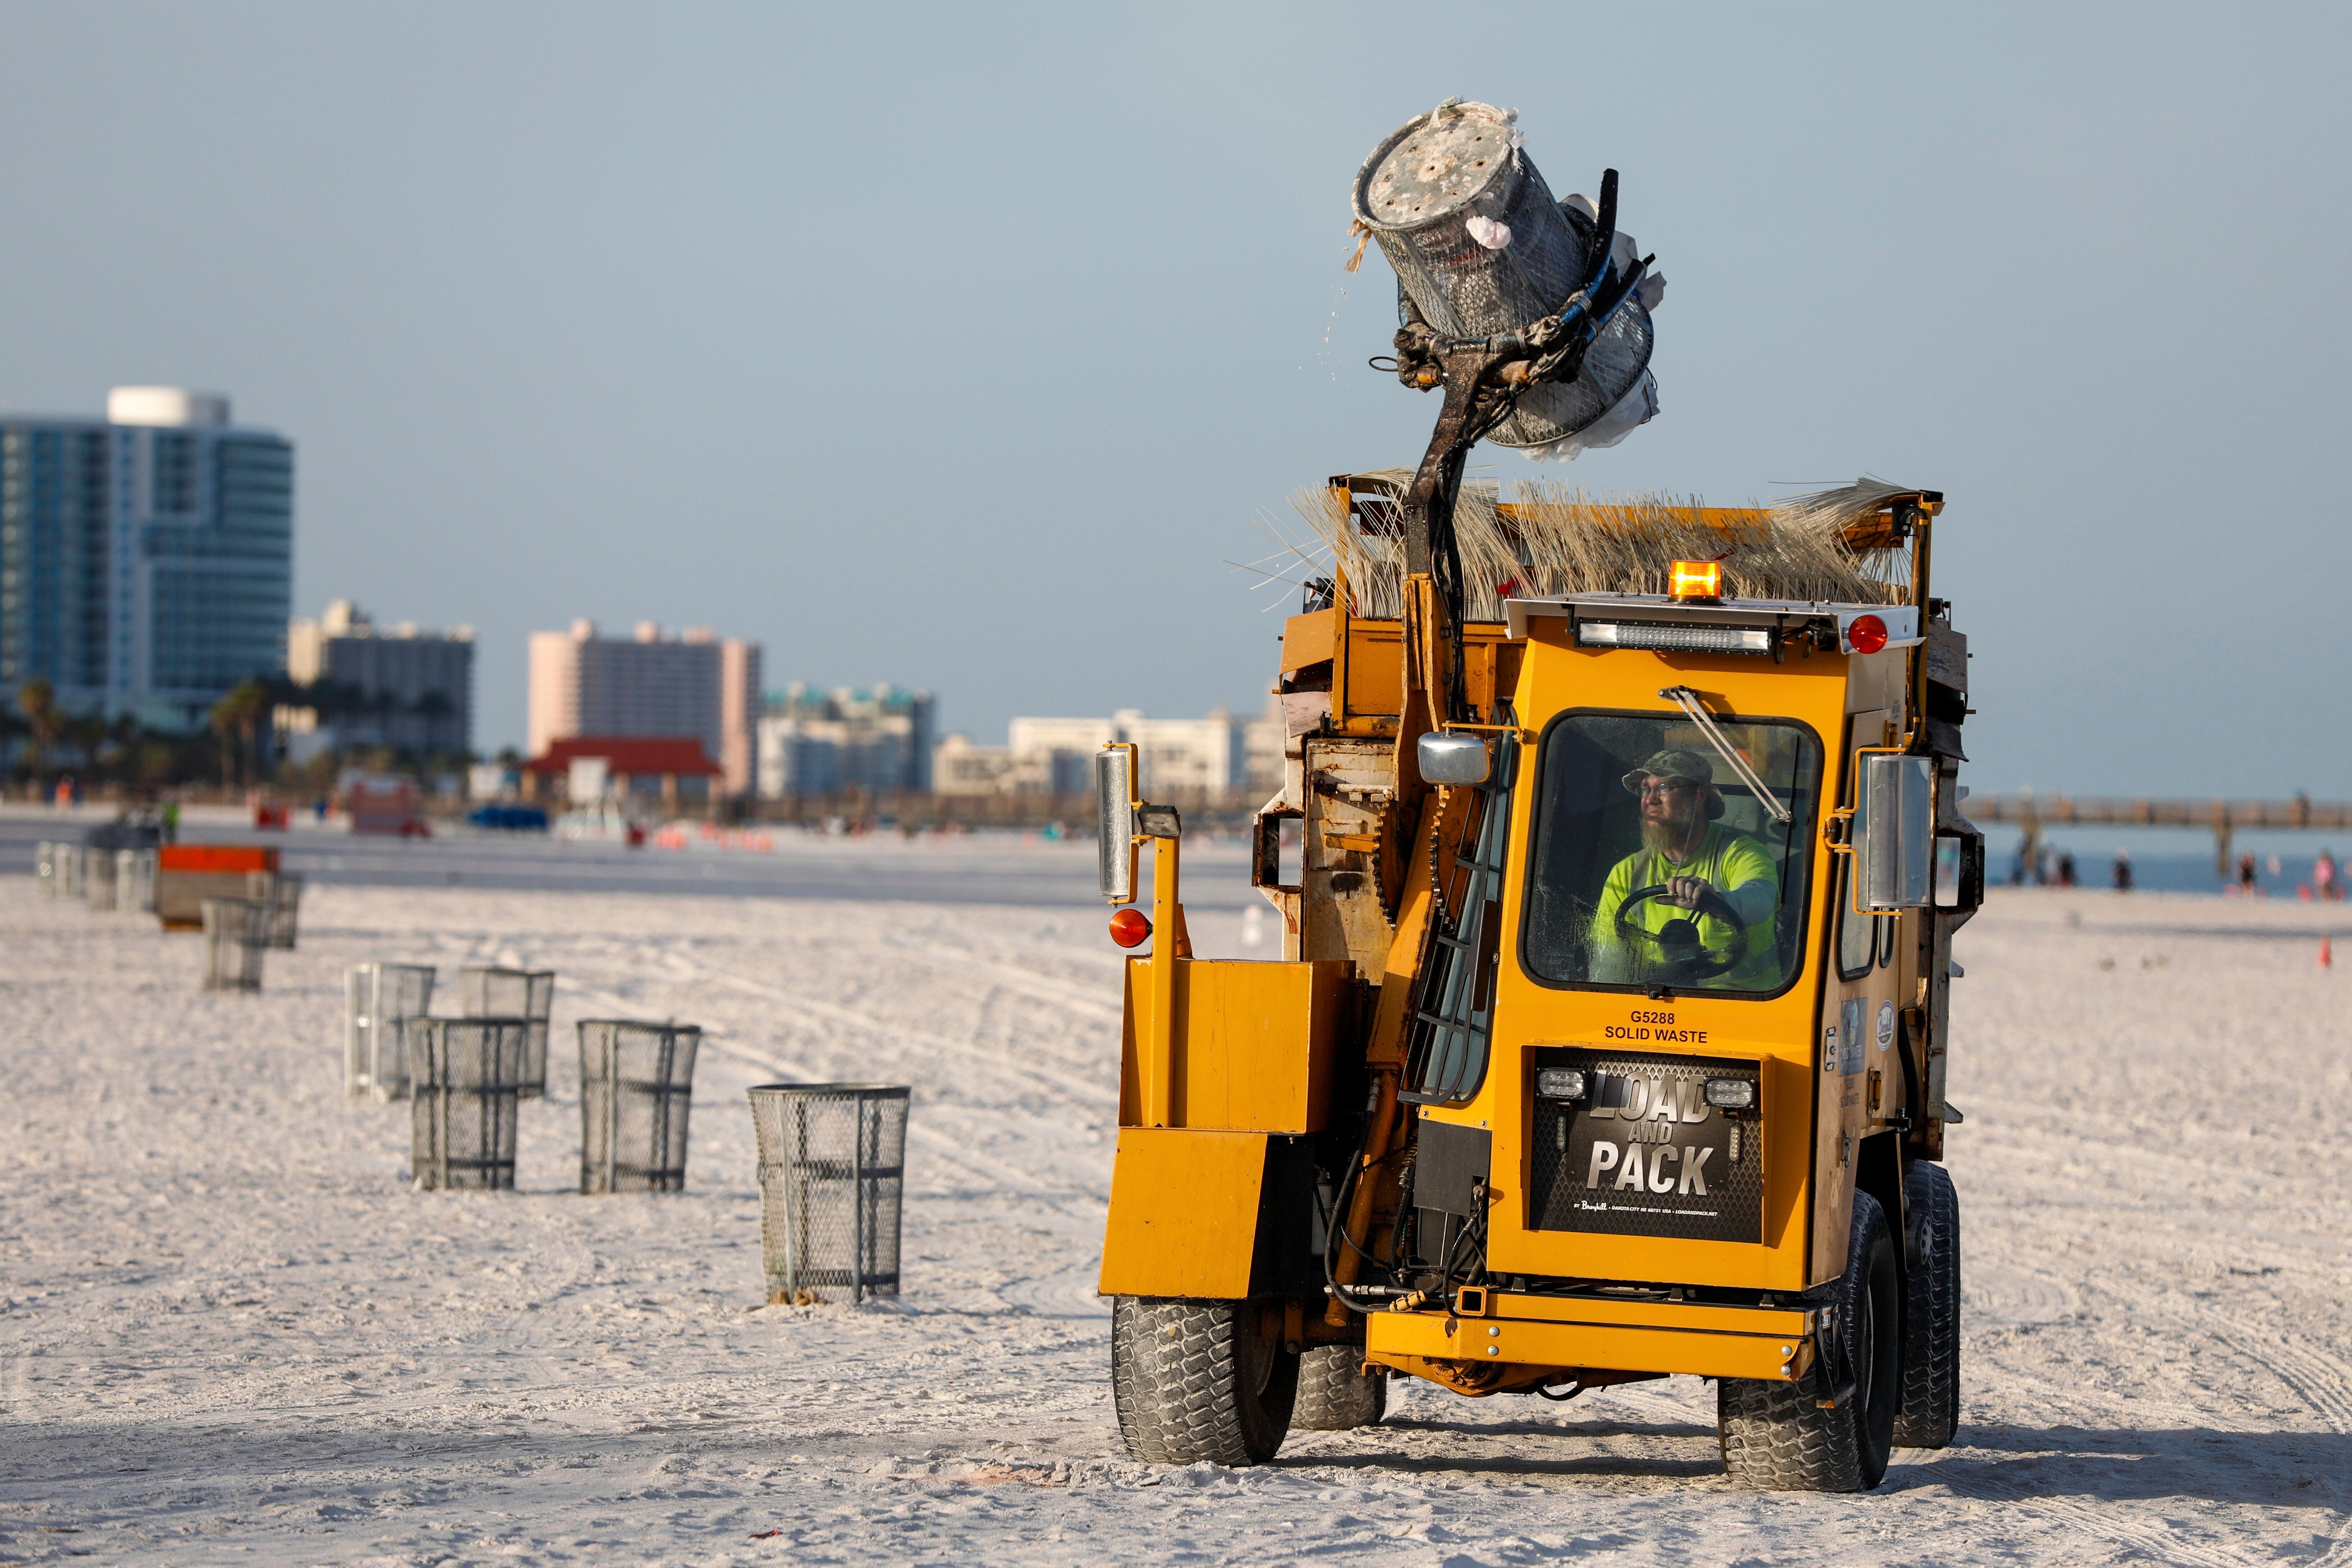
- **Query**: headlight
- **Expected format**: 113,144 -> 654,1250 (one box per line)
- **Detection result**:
1536,1068 -> 1588,1101
1703,1077 -> 1756,1110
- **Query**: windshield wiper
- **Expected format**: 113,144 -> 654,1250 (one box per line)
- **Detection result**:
1659,686 -> 1792,825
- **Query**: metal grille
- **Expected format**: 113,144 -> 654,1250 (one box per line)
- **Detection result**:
457,968 -> 555,1098
1527,1047 -> 1764,1244
200,898 -> 268,992
346,963 -> 437,1101
408,1019 -> 527,1190
748,1084 -> 908,1304
245,872 -> 304,950
1351,102 -> 1653,450
578,1021 -> 700,1193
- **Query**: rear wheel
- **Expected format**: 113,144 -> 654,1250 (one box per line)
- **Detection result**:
1717,1191 -> 1902,1491
1893,1159 -> 1962,1448
1291,1343 -> 1387,1431
1110,1296 -> 1298,1466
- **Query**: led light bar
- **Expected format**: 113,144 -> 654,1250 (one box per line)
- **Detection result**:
1576,621 -> 1775,655
1703,1077 -> 1756,1110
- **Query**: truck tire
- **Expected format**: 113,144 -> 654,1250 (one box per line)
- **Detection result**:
1892,1160 -> 1961,1449
1716,1192 -> 1902,1491
1110,1296 -> 1298,1466
1290,1343 -> 1387,1431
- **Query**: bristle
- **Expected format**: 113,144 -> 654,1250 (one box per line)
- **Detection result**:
1291,475 -> 1914,618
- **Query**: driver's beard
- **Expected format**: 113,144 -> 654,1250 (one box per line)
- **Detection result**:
1641,817 -> 1704,860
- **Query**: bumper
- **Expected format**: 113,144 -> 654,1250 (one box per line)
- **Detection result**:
1364,1291 -> 1816,1390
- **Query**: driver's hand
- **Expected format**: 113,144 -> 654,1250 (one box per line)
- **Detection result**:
1660,874 -> 1712,908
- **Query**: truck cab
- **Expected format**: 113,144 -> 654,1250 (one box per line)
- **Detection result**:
1099,480 -> 1981,1491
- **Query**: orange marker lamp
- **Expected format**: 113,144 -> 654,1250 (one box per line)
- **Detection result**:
1667,559 -> 1723,601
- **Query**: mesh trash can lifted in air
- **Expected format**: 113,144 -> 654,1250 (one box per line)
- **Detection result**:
200,898 -> 269,992
457,968 -> 555,1098
346,963 -> 438,1100
1350,100 -> 1658,457
578,1021 -> 700,1194
748,1084 -> 909,1305
247,871 -> 305,950
408,1018 -> 529,1190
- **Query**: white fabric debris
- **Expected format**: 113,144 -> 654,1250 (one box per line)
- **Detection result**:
1465,215 -> 1513,250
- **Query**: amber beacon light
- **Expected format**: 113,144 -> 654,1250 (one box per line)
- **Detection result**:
1667,559 -> 1723,601
1108,908 -> 1153,948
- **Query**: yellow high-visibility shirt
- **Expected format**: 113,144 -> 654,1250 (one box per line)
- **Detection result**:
1588,825 -> 1779,987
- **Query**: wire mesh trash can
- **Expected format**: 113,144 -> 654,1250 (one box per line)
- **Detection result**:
246,871 -> 305,950
457,968 -> 555,1098
86,847 -> 118,911
116,849 -> 157,914
200,898 -> 268,992
748,1084 -> 909,1304
346,963 -> 438,1100
408,1018 -> 528,1190
44,842 -> 86,901
35,841 -> 61,898
578,1021 -> 700,1194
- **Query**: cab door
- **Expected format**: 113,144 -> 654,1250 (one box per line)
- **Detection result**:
1812,710 -> 1905,1283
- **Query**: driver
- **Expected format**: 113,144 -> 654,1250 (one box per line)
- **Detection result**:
1588,749 -> 1779,987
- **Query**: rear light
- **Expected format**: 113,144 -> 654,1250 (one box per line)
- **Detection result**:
1667,559 -> 1722,601
1846,614 -> 1889,655
1108,909 -> 1152,948
1577,621 -> 1774,656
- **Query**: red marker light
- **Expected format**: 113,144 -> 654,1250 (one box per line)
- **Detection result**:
1847,614 -> 1888,655
1108,909 -> 1152,948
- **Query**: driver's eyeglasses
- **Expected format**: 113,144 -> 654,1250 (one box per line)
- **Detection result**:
1637,781 -> 1700,798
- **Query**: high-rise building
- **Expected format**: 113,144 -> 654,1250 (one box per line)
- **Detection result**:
934,706 -> 1272,798
755,683 -> 934,798
527,620 -> 761,796
0,387 -> 292,729
280,598 -> 475,758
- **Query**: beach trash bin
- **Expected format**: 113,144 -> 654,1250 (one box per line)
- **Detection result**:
408,1018 -> 528,1190
457,968 -> 555,1098
52,842 -> 86,901
578,1021 -> 701,1194
86,847 -> 118,911
199,897 -> 268,992
246,870 -> 305,950
346,963 -> 437,1100
117,849 -> 157,914
748,1084 -> 909,1304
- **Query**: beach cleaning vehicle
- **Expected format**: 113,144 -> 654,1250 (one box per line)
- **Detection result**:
1096,472 -> 1978,1490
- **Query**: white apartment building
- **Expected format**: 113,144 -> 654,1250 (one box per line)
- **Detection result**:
283,598 -> 475,757
755,683 -> 935,798
527,620 -> 762,796
936,704 -> 1282,799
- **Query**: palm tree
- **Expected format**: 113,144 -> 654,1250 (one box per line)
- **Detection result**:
209,680 -> 271,789
17,678 -> 61,790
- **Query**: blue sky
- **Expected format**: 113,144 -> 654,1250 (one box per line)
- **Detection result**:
0,2 -> 2344,795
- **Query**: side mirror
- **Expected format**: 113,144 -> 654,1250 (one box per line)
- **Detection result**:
1095,746 -> 1137,903
1856,754 -> 1933,909
1417,730 -> 1490,786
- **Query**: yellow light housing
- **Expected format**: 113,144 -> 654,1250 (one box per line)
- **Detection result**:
1668,559 -> 1723,601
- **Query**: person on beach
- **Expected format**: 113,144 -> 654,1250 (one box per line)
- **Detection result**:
1586,749 -> 1779,989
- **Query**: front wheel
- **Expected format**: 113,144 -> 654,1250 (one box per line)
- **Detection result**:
1110,1296 -> 1298,1466
1291,1343 -> 1387,1431
1717,1191 -> 1903,1491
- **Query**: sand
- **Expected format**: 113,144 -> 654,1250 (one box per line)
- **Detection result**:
2,843 -> 2348,1565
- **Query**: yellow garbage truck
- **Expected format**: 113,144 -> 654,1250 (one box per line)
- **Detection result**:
1095,472 -> 1980,1491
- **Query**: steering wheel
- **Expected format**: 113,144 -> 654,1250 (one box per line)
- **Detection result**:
1614,883 -> 1749,982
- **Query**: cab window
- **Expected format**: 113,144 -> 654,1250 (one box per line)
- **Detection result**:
1521,710 -> 1822,996
1836,859 -> 1875,978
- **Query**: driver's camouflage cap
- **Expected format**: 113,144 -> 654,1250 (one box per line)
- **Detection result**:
1620,748 -> 1719,792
